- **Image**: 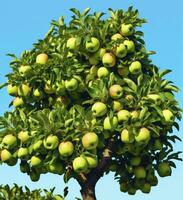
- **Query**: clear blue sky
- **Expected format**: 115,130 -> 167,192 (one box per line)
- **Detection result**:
0,0 -> 183,199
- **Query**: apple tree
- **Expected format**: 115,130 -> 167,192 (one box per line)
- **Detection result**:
0,7 -> 182,200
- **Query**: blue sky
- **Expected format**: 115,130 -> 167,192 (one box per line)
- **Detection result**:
0,0 -> 183,199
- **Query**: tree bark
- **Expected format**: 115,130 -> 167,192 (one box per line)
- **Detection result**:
80,184 -> 96,200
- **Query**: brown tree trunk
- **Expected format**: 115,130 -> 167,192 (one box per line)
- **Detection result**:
80,184 -> 96,200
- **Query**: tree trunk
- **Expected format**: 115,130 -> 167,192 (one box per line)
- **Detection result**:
80,184 -> 96,200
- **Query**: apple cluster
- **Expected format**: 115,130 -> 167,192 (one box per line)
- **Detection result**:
0,7 -> 182,196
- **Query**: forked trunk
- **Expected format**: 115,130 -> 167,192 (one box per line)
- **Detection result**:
80,184 -> 96,200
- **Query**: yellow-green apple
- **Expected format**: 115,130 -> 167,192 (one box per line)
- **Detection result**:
121,129 -> 134,143
18,84 -> 31,97
65,78 -> 78,91
112,101 -> 122,112
128,187 -> 136,195
89,48 -> 106,65
135,128 -> 150,143
18,131 -> 30,143
140,183 -> 151,193
125,94 -> 134,102
111,33 -> 123,41
19,65 -> 32,77
134,166 -> 146,179
117,110 -> 131,122
157,162 -> 172,177
13,97 -> 24,107
129,61 -> 142,74
30,156 -> 42,167
73,156 -> 88,173
17,147 -> 29,159
147,94 -> 161,105
43,135 -> 59,150
162,109 -> 174,122
92,102 -> 107,117
117,67 -> 129,77
115,44 -> 127,58
109,85 -> 123,99
149,176 -> 158,186
7,84 -> 18,96
66,37 -> 77,50
33,88 -> 42,97
82,132 -> 98,150
97,67 -> 109,78
153,139 -> 163,151
131,110 -> 140,120
1,149 -> 12,162
123,40 -> 135,53
58,141 -> 74,157
48,162 -> 64,175
85,37 -> 100,52
2,134 -> 17,149
130,156 -> 141,166
44,80 -> 56,94
103,116 -> 118,130
85,156 -> 98,168
102,53 -> 116,67
121,24 -> 134,36
36,53 -> 48,64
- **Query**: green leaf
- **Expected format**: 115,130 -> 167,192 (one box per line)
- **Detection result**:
123,78 -> 137,91
159,69 -> 172,78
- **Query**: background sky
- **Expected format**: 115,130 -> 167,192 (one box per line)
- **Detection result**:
0,0 -> 183,199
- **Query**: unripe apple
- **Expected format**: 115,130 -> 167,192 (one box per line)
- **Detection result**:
66,37 -> 77,50
6,158 -> 17,166
121,129 -> 134,143
135,128 -> 150,143
73,156 -> 88,173
157,162 -> 172,177
58,141 -> 74,157
111,33 -> 123,41
7,84 -> 18,96
2,134 -> 17,149
130,156 -> 141,166
153,139 -> 163,151
129,61 -> 142,74
140,182 -> 151,193
48,162 -> 64,175
97,67 -> 109,78
112,101 -> 122,112
115,44 -> 127,58
149,176 -> 158,186
117,110 -> 130,122
123,40 -> 135,53
33,88 -> 42,97
18,84 -> 31,97
33,140 -> 43,151
117,67 -> 129,77
85,156 -> 98,168
18,131 -> 30,143
31,156 -> 42,167
92,102 -> 107,117
121,24 -> 134,36
162,109 -> 174,122
128,187 -> 136,195
36,53 -> 48,64
29,170 -> 40,182
19,65 -> 32,77
65,78 -> 78,91
109,85 -> 123,99
102,53 -> 116,67
134,166 -> 146,179
85,37 -> 100,52
82,132 -> 98,150
17,147 -> 29,159
44,81 -> 56,94
13,97 -> 24,107
120,182 -> 128,192
147,94 -> 161,105
125,94 -> 134,102
1,149 -> 12,162
131,110 -> 140,120
103,116 -> 118,130
43,135 -> 59,150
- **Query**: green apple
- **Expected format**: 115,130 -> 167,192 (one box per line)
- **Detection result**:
18,84 -> 31,97
33,140 -> 43,151
157,162 -> 172,177
43,135 -> 59,150
129,61 -> 142,74
117,67 -> 129,77
131,110 -> 140,120
29,170 -> 40,182
140,183 -> 151,193
65,78 -> 78,91
117,110 -> 131,122
162,109 -> 174,122
92,102 -> 107,117
66,37 -> 77,50
111,33 -> 123,41
120,182 -> 128,192
135,128 -> 150,143
103,116 -> 118,130
149,176 -> 158,186
121,129 -> 134,143
7,84 -> 18,96
2,134 -> 17,149
85,37 -> 100,52
97,67 -> 109,78
48,161 -> 64,175
128,187 -> 136,195
134,166 -> 146,179
153,139 -> 163,151
13,97 -> 24,107
82,132 -> 98,150
115,44 -> 127,58
58,141 -> 74,157
36,53 -> 48,64
18,131 -> 30,143
112,101 -> 122,112
109,85 -> 123,99
6,158 -> 17,166
88,48 -> 106,65
1,149 -> 12,162
19,65 -> 32,77
31,156 -> 42,167
147,94 -> 161,105
73,156 -> 88,173
33,88 -> 42,97
121,24 -> 134,36
17,147 -> 29,159
102,53 -> 116,67
130,156 -> 141,166
125,94 -> 134,102
123,40 -> 135,53
85,156 -> 98,168
44,81 -> 56,94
